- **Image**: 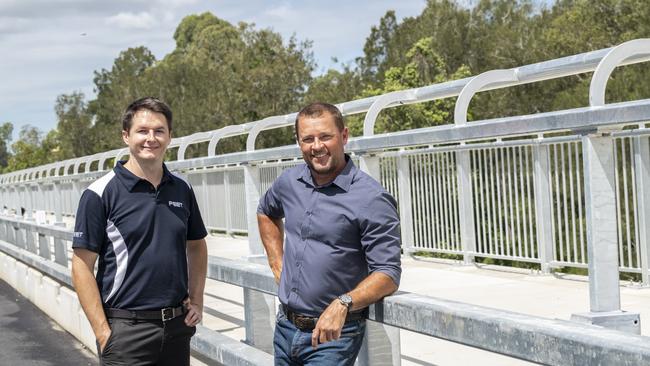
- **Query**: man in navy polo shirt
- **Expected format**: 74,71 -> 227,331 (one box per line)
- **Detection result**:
257,102 -> 402,365
71,97 -> 208,366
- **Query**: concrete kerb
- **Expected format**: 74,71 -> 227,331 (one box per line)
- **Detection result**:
57,286 -> 78,336
39,276 -> 62,320
26,267 -> 43,303
15,260 -> 27,295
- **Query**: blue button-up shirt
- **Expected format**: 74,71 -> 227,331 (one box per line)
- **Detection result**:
257,156 -> 401,316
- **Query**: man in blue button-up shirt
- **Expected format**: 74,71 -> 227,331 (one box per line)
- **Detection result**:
257,102 -> 401,365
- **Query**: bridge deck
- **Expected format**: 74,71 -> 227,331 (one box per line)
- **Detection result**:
200,234 -> 650,366
0,278 -> 96,366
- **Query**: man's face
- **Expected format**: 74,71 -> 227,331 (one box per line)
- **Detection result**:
122,109 -> 171,164
296,112 -> 348,182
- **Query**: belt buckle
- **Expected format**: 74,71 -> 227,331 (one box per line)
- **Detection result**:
161,307 -> 174,322
294,315 -> 313,331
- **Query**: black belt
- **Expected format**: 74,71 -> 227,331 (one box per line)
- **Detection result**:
105,305 -> 186,322
280,304 -> 366,331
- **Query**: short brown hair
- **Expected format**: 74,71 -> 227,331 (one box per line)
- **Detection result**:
122,97 -> 173,132
295,102 -> 344,138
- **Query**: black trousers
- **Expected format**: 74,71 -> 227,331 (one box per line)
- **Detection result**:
97,315 -> 196,366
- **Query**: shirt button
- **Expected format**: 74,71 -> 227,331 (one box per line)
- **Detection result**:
292,288 -> 297,293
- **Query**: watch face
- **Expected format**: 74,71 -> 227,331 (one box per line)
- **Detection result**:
339,294 -> 352,306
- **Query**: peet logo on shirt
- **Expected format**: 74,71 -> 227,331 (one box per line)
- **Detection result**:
168,201 -> 183,208
73,231 -> 83,238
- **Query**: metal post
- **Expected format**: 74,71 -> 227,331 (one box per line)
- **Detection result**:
396,154 -> 414,254
456,149 -> 476,264
242,163 -> 275,353
16,185 -> 23,218
38,232 -> 51,260
224,170 -> 233,235
633,135 -> 650,286
570,134 -> 640,333
53,233 -> 68,267
358,154 -> 401,366
25,226 -> 37,253
7,222 -> 15,245
53,182 -> 63,225
533,143 -> 555,272
15,224 -> 24,249
26,184 -> 34,220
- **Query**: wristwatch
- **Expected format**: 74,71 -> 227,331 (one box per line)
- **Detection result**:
338,294 -> 353,309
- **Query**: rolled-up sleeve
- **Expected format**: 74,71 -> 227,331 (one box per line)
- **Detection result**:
359,191 -> 402,287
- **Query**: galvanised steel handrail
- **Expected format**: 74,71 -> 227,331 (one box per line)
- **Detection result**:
1,39 -> 649,184
0,39 -> 648,340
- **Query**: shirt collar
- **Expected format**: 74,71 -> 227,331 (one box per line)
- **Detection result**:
298,154 -> 356,192
114,160 -> 173,191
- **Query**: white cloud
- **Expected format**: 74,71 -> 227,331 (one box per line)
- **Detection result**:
0,17 -> 30,35
264,3 -> 298,19
105,11 -> 158,30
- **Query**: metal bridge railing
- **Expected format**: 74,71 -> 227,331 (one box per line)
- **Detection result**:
1,216 -> 649,366
1,39 -> 650,342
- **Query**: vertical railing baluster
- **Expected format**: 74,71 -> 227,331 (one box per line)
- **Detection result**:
397,152 -> 414,253
534,142 -> 554,272
633,135 -> 650,285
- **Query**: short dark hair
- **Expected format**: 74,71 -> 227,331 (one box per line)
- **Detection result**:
295,102 -> 344,138
122,97 -> 173,132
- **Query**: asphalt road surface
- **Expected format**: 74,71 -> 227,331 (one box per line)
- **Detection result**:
0,279 -> 96,366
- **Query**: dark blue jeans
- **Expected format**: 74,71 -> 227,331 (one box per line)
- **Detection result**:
273,309 -> 366,366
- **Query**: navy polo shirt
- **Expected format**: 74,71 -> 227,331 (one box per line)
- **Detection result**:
257,155 -> 402,317
73,161 -> 207,310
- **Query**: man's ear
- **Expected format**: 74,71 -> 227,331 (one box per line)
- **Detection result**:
342,127 -> 349,145
122,130 -> 129,145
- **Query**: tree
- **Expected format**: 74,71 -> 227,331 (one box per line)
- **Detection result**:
305,63 -> 364,105
5,125 -> 48,172
90,46 -> 157,151
54,92 -> 94,159
350,37 -> 472,136
145,13 -> 314,153
0,122 -> 13,169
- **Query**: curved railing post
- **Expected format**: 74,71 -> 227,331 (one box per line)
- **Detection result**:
113,148 -> 129,166
207,124 -> 254,157
572,39 -> 650,333
243,115 -> 293,353
360,91 -> 419,366
98,150 -> 119,172
362,90 -> 417,137
589,39 -> 650,107
454,70 -> 519,265
177,131 -> 212,161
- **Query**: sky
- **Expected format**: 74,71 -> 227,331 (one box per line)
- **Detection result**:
0,0 -> 431,141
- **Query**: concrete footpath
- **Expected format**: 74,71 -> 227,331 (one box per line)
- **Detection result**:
0,278 -> 96,366
201,233 -> 650,366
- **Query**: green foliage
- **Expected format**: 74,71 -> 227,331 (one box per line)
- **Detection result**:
54,92 -> 94,159
6,2 -> 650,171
0,122 -> 13,169
349,37 -> 472,136
5,125 -> 48,172
305,64 -> 364,105
90,46 -> 157,151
